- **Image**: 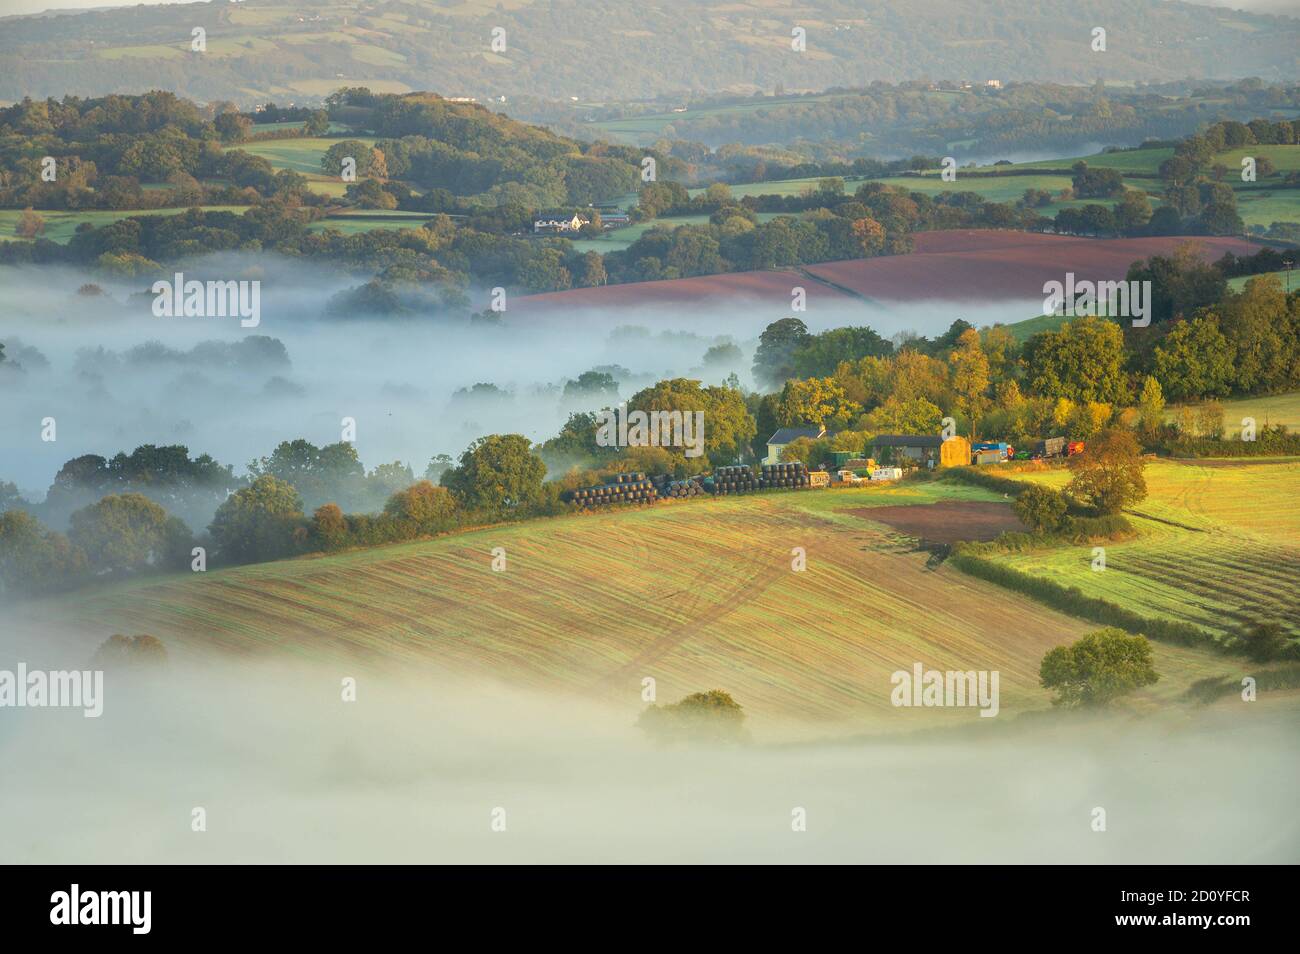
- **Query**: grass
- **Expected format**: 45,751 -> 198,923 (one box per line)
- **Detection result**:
39,479 -> 1245,735
229,136 -> 376,176
1171,391 -> 1300,434
989,458 -> 1300,641
683,144 -> 1300,227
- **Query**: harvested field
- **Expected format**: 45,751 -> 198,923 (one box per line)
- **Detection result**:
29,486 -> 1236,740
851,500 -> 1026,545
804,233 -> 1264,302
513,267 -> 859,311
512,230 -> 1266,314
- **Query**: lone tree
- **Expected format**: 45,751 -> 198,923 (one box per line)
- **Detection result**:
638,689 -> 747,745
1012,484 -> 1068,533
91,634 -> 167,668
1039,628 -> 1159,707
1065,428 -> 1147,515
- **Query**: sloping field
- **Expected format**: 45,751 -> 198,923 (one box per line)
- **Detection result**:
994,459 -> 1300,640
804,233 -> 1264,302
514,230 -> 1265,313
514,267 -> 860,312
32,484 -> 1235,738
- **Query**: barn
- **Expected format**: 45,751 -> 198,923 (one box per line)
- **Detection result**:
868,434 -> 943,468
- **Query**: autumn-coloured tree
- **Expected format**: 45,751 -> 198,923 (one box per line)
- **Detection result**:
949,328 -> 991,438
1065,428 -> 1147,515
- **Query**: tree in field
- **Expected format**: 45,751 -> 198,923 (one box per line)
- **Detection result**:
1151,315 -> 1234,401
626,377 -> 755,469
208,475 -> 306,564
752,317 -> 810,389
637,689 -> 747,745
91,634 -> 168,669
949,328 -> 991,438
15,208 -> 45,239
248,439 -> 366,511
304,110 -> 330,136
776,377 -> 861,430
1136,375 -> 1165,440
1234,622 -> 1293,663
1013,484 -> 1068,533
791,326 -> 891,378
1065,428 -> 1147,515
0,509 -> 87,595
861,396 -> 944,435
1023,317 -> 1126,404
310,503 -> 349,552
442,434 -> 546,513
1039,628 -> 1158,707
68,493 -> 187,575
850,216 -> 886,256
383,480 -> 456,530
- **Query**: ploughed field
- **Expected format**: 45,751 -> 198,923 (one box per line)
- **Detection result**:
32,480 -> 1239,738
513,231 -> 1264,313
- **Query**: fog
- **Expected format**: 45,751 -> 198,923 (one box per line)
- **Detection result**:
0,256 -> 1041,500
1,616 -> 1296,864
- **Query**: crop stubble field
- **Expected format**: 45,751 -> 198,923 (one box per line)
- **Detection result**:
33,480 -> 1244,738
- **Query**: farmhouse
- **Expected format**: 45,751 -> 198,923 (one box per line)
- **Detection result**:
533,214 -> 589,234
764,426 -> 836,465
868,434 -> 943,468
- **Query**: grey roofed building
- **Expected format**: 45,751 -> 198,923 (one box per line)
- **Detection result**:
764,426 -> 836,465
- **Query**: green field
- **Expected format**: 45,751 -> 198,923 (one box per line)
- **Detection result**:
1173,390 -> 1300,434
568,212 -> 784,253
687,144 -> 1300,228
993,458 -> 1300,641
38,478 -> 1245,737
0,206 -> 253,244
230,136 -> 376,176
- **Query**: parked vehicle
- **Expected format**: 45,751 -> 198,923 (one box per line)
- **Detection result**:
1067,441 -> 1086,456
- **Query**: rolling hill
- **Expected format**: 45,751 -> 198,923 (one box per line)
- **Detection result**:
2,0 -> 1298,105
27,477 -> 1248,740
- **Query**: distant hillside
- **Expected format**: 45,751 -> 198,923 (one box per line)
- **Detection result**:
1,0 -> 1298,105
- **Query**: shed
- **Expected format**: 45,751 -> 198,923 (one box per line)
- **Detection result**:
868,434 -> 943,467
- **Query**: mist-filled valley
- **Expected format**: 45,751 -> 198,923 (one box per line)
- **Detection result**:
1,620 -> 1296,864
0,255 -> 1037,516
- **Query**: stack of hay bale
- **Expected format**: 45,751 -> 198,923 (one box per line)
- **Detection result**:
759,461 -> 810,490
711,464 -> 757,495
567,472 -> 658,509
651,474 -> 705,499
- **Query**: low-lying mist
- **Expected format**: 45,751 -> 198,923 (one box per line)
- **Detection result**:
0,255 -> 1040,500
1,618 -> 1296,864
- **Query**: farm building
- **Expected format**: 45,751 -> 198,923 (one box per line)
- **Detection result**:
533,214 -> 589,234
764,426 -> 836,465
939,436 -> 971,467
869,434 -> 943,468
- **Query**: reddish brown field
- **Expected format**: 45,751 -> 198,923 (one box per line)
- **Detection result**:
852,500 -> 1026,545
513,267 -> 858,311
512,230 -> 1265,314
807,232 -> 1262,302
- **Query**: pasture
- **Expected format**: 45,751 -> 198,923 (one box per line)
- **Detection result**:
994,459 -> 1300,641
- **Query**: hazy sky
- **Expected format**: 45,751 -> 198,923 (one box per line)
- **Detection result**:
2,0 -> 1297,16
